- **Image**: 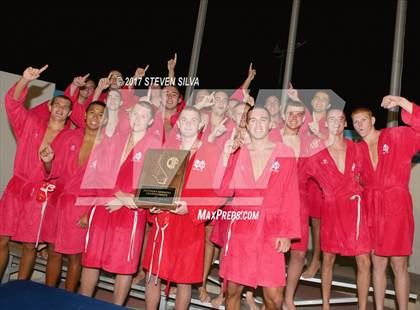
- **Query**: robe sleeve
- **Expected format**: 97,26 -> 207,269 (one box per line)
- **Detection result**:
70,100 -> 87,128
230,86 -> 244,102
263,157 -> 301,240
401,102 -> 420,130
28,100 -> 50,121
4,84 -> 30,139
399,126 -> 420,155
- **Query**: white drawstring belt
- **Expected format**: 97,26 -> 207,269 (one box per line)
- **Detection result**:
128,211 -> 138,261
84,205 -> 97,252
148,217 -> 169,285
350,195 -> 361,240
224,218 -> 236,256
35,184 -> 56,247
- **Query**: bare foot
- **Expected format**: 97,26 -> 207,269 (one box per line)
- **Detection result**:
245,291 -> 260,310
132,270 -> 146,285
36,244 -> 48,260
169,286 -> 177,295
282,300 -> 296,310
301,260 -> 320,279
211,293 -> 224,309
198,286 -> 211,303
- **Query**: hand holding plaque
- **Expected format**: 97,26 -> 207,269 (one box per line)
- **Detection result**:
136,149 -> 190,210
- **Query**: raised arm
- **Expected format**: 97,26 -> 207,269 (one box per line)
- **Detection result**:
128,65 -> 149,89
241,63 -> 256,91
92,73 -> 112,101
5,65 -> 48,138
167,53 -> 177,80
67,73 -> 90,98
381,95 -> 420,129
13,65 -> 48,100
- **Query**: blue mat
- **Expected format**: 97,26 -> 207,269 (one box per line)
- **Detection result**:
0,280 -> 124,309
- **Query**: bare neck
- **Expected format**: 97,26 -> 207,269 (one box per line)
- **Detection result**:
181,134 -> 199,150
328,133 -> 346,149
249,136 -> 273,150
282,126 -> 300,136
131,130 -> 146,145
47,118 -> 66,131
211,113 -> 224,126
363,129 -> 380,144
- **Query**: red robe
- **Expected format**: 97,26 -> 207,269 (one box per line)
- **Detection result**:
214,143 -> 301,288
269,127 -> 325,220
142,142 -> 224,284
306,139 -> 371,256
0,85 -> 70,243
69,87 -> 134,138
401,102 -> 420,130
82,132 -> 160,274
200,114 -> 235,150
357,124 -> 420,256
41,129 -> 105,254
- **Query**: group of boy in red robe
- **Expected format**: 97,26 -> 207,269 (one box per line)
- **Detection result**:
0,61 -> 419,310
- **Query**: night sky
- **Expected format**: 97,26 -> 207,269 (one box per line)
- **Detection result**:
1,1 -> 419,129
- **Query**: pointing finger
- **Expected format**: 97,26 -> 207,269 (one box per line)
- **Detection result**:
39,64 -> 49,74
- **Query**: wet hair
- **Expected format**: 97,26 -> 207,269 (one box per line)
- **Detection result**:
83,78 -> 96,87
86,101 -> 106,111
135,100 -> 155,120
313,90 -> 331,101
86,100 -> 108,119
107,88 -> 122,99
163,84 -> 180,94
326,107 -> 346,119
50,95 -> 72,110
233,101 -> 250,111
179,106 -> 201,121
351,107 -> 373,118
246,105 -> 271,123
109,69 -> 123,77
284,99 -> 306,113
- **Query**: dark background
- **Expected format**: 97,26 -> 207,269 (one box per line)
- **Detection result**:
1,1 -> 418,129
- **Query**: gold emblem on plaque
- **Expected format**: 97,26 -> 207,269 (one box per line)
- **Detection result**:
166,157 -> 179,169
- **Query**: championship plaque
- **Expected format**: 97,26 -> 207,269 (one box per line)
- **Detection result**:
136,149 -> 190,210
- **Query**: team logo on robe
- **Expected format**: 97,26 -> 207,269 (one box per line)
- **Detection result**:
70,145 -> 76,151
167,157 -> 179,169
321,159 -> 328,165
351,163 -> 356,171
382,144 -> 390,154
132,152 -> 143,162
89,159 -> 97,169
271,161 -> 280,172
193,159 -> 206,172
